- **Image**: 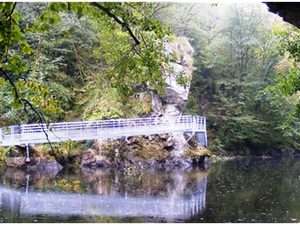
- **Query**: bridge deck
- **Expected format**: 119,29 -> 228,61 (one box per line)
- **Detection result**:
0,115 -> 207,147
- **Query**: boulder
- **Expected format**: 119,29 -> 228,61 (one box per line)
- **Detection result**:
6,157 -> 26,167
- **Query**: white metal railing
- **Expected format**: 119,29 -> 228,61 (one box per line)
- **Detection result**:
0,115 -> 207,147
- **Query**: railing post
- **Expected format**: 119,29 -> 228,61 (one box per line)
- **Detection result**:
65,122 -> 68,139
18,125 -> 21,143
0,127 -> 2,145
10,126 -> 14,144
203,117 -> 207,146
193,116 -> 197,132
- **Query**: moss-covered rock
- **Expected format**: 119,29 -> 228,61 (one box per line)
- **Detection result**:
84,132 -> 211,170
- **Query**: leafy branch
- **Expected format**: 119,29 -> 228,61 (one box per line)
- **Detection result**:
0,68 -> 60,167
90,2 -> 140,46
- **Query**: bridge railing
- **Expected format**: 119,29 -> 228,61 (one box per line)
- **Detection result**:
0,115 -> 206,146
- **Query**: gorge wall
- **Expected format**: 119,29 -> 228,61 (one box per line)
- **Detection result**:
82,37 -> 210,169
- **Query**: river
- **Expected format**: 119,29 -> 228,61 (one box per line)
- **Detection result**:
0,157 -> 299,223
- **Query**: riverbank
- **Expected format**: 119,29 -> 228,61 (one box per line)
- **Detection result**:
2,134 -> 211,172
210,148 -> 300,163
5,141 -> 297,172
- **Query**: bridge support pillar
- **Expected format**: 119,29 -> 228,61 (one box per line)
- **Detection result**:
115,136 -> 128,157
25,143 -> 30,163
178,132 -> 195,151
196,132 -> 207,147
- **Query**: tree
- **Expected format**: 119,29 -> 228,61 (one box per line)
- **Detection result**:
0,2 -> 172,125
156,3 -> 298,153
271,25 -> 300,117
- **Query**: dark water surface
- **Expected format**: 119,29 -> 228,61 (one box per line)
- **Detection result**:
0,157 -> 300,223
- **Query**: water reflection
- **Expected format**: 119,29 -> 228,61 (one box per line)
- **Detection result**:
0,167 -> 207,222
188,157 -> 300,223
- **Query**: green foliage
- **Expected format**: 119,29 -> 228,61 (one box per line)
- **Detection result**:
0,2 -> 66,125
91,7 -> 172,97
271,27 -> 300,116
62,2 -> 173,98
184,95 -> 199,115
82,87 -> 152,120
0,2 -> 173,128
158,3 -> 300,153
0,147 -> 8,166
83,88 -> 125,120
125,93 -> 153,118
54,139 -> 75,163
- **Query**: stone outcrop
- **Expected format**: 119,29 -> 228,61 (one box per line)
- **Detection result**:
81,149 -> 111,168
266,2 -> 300,29
149,37 -> 197,156
5,145 -> 62,172
6,156 -> 62,172
6,157 -> 26,168
152,37 -> 194,117
82,37 -> 210,169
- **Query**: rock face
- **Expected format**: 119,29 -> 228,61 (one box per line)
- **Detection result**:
82,37 -> 210,169
81,149 -> 111,168
266,2 -> 300,29
150,37 -> 196,156
152,37 -> 194,117
6,156 -> 62,172
5,145 -> 63,172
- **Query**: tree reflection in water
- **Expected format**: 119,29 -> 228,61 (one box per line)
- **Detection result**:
0,167 -> 207,223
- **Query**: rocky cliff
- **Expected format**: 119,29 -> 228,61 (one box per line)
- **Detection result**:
152,37 -> 194,117
149,37 -> 195,157
82,37 -> 210,169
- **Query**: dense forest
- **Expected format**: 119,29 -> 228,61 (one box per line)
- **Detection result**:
157,3 -> 300,155
1,2 -> 300,158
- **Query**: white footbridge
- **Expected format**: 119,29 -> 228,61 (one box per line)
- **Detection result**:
0,115 -> 207,148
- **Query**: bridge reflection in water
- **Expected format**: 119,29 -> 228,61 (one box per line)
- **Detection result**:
0,169 -> 207,222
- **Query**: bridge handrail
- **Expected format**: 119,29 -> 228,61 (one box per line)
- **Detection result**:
4,115 -> 204,133
0,115 -> 206,146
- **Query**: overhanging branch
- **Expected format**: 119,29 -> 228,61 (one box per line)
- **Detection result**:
8,2 -> 17,18
90,2 -> 140,46
0,68 -> 59,168
0,68 -> 20,100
